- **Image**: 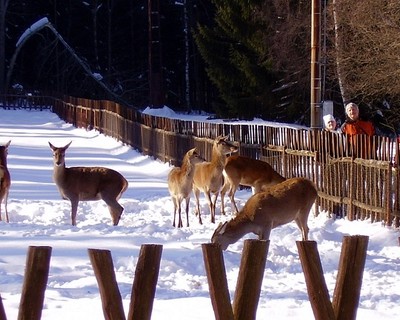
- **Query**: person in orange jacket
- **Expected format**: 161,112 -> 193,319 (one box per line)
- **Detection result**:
341,103 -> 375,136
340,102 -> 376,158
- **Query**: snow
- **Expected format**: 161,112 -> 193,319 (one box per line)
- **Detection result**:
0,108 -> 399,319
16,17 -> 49,47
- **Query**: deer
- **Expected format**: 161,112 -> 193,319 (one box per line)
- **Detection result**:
212,177 -> 317,250
49,141 -> 129,226
220,155 -> 286,214
0,140 -> 11,223
192,135 -> 238,224
167,147 -> 206,228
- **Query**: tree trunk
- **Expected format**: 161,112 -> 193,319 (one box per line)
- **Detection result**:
332,0 -> 349,103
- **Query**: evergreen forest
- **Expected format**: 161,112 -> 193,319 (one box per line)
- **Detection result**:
0,0 -> 400,130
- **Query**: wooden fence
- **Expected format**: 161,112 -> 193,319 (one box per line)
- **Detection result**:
2,237 -> 368,320
1,94 -> 399,226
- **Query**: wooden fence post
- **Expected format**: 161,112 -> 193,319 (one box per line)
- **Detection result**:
296,241 -> 335,320
0,293 -> 7,320
88,249 -> 126,320
127,244 -> 163,320
332,235 -> 369,320
17,246 -> 52,320
201,243 -> 234,320
233,239 -> 269,320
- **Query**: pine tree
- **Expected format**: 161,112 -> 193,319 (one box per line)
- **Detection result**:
194,0 -> 279,120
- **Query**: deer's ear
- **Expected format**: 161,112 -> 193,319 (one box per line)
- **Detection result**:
49,142 -> 56,150
215,221 -> 228,234
64,141 -> 72,149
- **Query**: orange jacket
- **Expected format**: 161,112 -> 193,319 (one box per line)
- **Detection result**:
341,120 -> 375,136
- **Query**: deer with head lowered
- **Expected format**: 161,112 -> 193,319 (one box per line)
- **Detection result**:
220,155 -> 286,214
168,147 -> 205,228
49,141 -> 128,226
0,140 -> 11,223
212,177 -> 317,250
192,135 -> 238,224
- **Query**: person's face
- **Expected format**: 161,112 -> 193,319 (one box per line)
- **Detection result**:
326,119 -> 336,131
346,106 -> 359,121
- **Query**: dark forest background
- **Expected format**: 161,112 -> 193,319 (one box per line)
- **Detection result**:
1,0 -> 400,131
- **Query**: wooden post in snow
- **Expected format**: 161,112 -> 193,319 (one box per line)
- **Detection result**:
202,243 -> 234,320
18,246 -> 52,320
88,249 -> 126,320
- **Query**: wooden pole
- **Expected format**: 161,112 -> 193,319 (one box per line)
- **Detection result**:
332,235 -> 369,320
201,243 -> 234,320
296,241 -> 335,320
310,0 -> 322,129
88,249 -> 126,320
18,246 -> 52,320
233,239 -> 269,320
128,244 -> 162,320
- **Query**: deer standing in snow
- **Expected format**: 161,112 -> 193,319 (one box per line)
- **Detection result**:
168,148 -> 205,228
0,140 -> 11,222
212,177 -> 317,250
49,141 -> 128,226
192,135 -> 238,224
220,155 -> 286,214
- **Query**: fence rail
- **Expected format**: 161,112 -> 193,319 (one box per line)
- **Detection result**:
1,94 -> 399,226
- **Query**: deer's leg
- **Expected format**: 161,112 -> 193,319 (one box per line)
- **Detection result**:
260,225 -> 272,241
109,202 -> 124,226
177,198 -> 183,228
101,191 -> 125,225
228,183 -> 239,214
209,192 -> 218,224
70,198 -> 79,226
172,197 -> 178,227
193,188 -> 202,225
5,189 -> 9,223
0,186 -> 5,221
184,196 -> 190,227
295,214 -> 309,241
220,180 -> 229,216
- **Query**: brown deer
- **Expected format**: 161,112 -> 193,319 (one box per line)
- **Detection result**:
220,155 -> 286,214
192,135 -> 238,224
212,177 -> 317,250
167,148 -> 205,228
0,140 -> 11,223
49,141 -> 129,226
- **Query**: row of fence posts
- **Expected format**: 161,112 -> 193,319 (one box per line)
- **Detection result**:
0,236 -> 368,320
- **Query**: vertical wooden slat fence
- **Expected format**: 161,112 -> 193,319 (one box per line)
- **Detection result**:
3,94 -> 400,224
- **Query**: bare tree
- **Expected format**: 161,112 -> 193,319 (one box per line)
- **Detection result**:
329,0 -> 400,107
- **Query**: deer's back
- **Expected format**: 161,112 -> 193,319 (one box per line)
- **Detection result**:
242,177 -> 317,226
225,155 -> 285,187
55,166 -> 127,196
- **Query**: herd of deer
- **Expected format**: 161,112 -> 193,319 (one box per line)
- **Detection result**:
167,135 -> 318,249
0,136 -> 317,250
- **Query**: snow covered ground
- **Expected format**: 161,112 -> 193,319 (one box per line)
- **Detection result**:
0,108 -> 399,319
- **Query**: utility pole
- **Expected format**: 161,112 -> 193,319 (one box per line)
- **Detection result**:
148,0 -> 164,107
310,0 -> 322,129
